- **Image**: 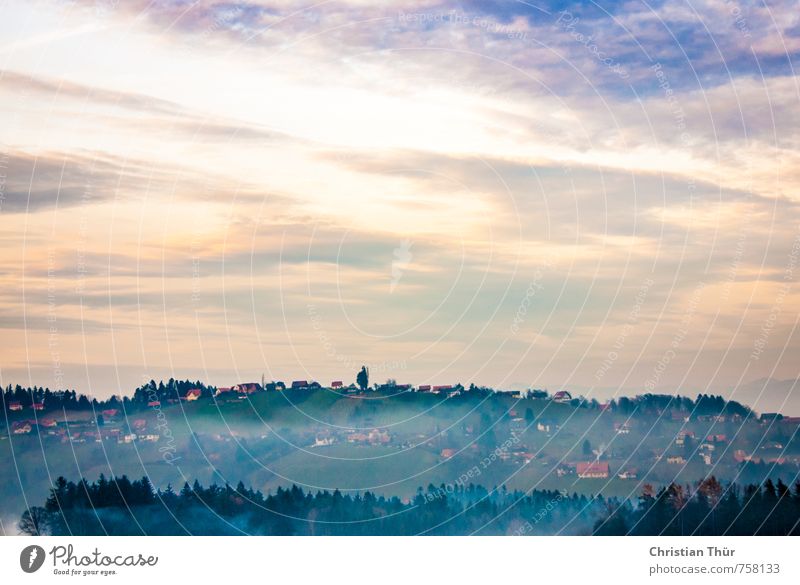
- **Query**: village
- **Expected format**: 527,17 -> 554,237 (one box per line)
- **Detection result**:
4,379 -> 800,491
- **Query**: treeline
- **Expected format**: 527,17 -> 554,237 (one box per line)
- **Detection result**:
605,393 -> 752,418
20,475 -> 606,536
2,379 -> 213,411
4,379 -> 753,421
595,477 -> 800,535
20,474 -> 800,536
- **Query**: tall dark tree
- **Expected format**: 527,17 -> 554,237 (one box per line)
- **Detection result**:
356,366 -> 369,391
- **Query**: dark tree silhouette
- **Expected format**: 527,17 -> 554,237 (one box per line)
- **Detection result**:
356,366 -> 369,392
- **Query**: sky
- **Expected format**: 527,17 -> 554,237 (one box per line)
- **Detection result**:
0,0 -> 799,411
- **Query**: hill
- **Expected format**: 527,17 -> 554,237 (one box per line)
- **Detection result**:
2,383 -> 799,533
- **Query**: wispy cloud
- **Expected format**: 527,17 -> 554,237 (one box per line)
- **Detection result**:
0,0 -> 798,401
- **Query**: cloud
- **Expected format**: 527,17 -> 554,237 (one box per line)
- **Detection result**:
0,152 -> 138,212
0,0 -> 798,398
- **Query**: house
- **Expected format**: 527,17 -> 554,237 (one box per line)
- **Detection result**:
233,383 -> 260,394
552,390 -> 572,403
576,461 -> 609,478
32,402 -> 45,411
706,434 -> 727,443
599,402 -> 612,412
215,386 -> 233,396
618,468 -> 638,479
346,432 -> 369,443
432,385 -> 452,394
330,381 -> 343,389
734,450 -> 759,463
185,389 -> 202,401
702,454 -> 712,466
760,413 -> 782,423
417,385 -> 432,393
12,421 -> 33,434
537,420 -> 557,433
132,419 -> 147,430
8,402 -> 22,411
556,465 -> 572,477
119,433 -> 137,444
101,409 -> 119,418
440,448 -> 456,459
308,381 -> 322,390
40,418 -> 58,428
780,416 -> 800,425
761,441 -> 784,450
765,456 -> 787,465
147,400 -> 161,407
291,380 -> 309,390
368,429 -> 391,444
614,422 -> 631,435
699,443 -> 716,452
314,435 -> 336,447
139,434 -> 160,442
667,456 -> 686,464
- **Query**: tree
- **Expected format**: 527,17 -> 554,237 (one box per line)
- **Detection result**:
19,506 -> 49,535
356,366 -> 369,391
582,439 -> 592,456
683,435 -> 694,458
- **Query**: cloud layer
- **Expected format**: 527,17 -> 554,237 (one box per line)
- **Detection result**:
0,0 -> 798,411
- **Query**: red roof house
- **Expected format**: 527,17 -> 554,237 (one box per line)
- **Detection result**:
185,389 -> 202,401
576,461 -> 609,478
552,391 -> 572,403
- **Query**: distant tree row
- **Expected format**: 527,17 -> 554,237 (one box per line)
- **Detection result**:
19,474 -> 800,536
2,379 -> 213,412
610,393 -> 752,418
19,475 -> 607,536
596,476 -> 800,535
